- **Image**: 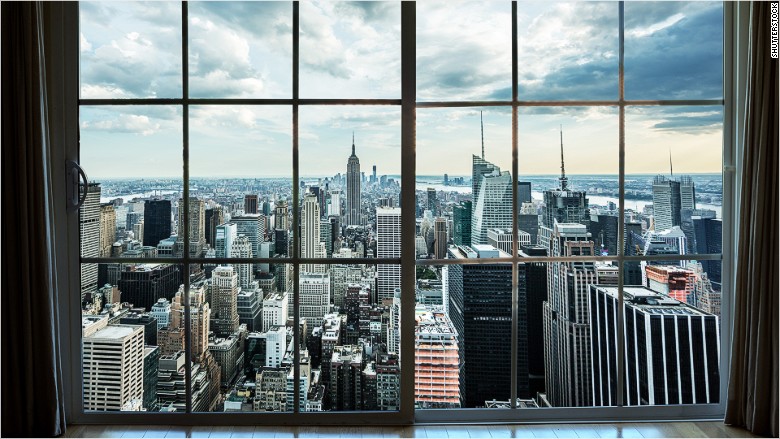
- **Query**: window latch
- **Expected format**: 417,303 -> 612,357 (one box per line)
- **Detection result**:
66,160 -> 88,212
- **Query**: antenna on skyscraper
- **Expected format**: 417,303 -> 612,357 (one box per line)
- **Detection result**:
669,149 -> 674,178
352,131 -> 356,156
560,125 -> 568,191
480,111 -> 485,159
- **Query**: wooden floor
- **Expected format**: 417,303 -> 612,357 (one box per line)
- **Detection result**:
62,422 -> 764,438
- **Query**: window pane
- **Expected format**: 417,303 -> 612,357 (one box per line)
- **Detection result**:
190,106 -> 292,261
518,107 -> 618,254
417,108 -> 512,259
188,262 -> 294,413
79,106 -> 183,259
625,2 -> 724,100
81,263 -> 184,412
417,1 -> 512,101
626,106 -> 723,259
298,106 -> 401,264
517,2 -> 618,101
614,259 -> 721,406
188,2 -> 292,98
79,2 -> 182,98
299,1 -> 401,98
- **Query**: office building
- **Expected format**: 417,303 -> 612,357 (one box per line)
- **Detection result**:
237,289 -> 262,332
433,217 -> 448,259
117,263 -> 182,311
376,207 -> 402,301
519,245 -> 548,396
244,194 -> 258,214
652,175 -> 682,232
143,199 -> 171,247
300,272 -> 330,331
82,320 -> 144,411
230,235 -> 254,289
446,244 -> 528,407
693,216 -> 723,285
452,201 -> 472,246
99,203 -> 116,258
80,183 -> 101,299
204,207 -> 223,247
471,166 -> 513,246
415,308 -> 461,409
301,192 -> 325,273
542,223 -> 596,407
215,223 -> 237,259
175,198 -> 206,258
262,291 -> 289,332
211,266 -> 240,337
346,135 -> 362,226
590,286 -> 720,406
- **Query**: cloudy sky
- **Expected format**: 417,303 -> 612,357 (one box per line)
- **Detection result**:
79,1 -> 723,180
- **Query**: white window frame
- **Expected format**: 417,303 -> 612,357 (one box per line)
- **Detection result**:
47,1 -> 743,425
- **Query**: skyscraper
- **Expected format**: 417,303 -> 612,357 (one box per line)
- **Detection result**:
301,192 -> 325,273
230,235 -> 253,289
452,201 -> 472,247
679,176 -> 696,211
99,203 -> 116,258
80,183 -> 101,299
471,168 -> 513,245
204,207 -> 223,247
117,263 -> 182,311
433,217 -> 448,259
427,188 -> 437,216
211,266 -> 239,337
542,222 -> 596,407
299,272 -> 330,332
693,216 -> 722,285
446,244 -> 529,407
232,214 -> 266,270
176,198 -> 206,258
143,199 -> 171,247
376,207 -> 401,301
541,130 -> 588,230
520,245 -> 548,396
415,308 -> 461,409
652,175 -> 682,232
590,285 -> 720,406
215,222 -> 237,259
346,134 -> 362,226
82,319 -> 145,411
244,194 -> 259,214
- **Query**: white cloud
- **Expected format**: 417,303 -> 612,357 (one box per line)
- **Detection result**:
629,13 -> 685,38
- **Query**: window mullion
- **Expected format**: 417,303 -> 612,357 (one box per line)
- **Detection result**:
292,0 -> 301,415
181,0 -> 194,415
510,0 -> 519,410
617,0 -> 627,409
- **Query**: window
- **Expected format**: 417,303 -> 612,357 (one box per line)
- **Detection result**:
72,0 -> 729,424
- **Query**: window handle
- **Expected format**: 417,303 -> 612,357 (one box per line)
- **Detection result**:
66,160 -> 89,212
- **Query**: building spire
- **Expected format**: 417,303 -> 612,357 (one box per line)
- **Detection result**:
352,132 -> 356,156
669,149 -> 674,178
480,111 -> 485,159
559,125 -> 568,191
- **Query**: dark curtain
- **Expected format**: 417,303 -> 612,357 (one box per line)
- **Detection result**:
725,2 -> 779,438
1,2 -> 67,437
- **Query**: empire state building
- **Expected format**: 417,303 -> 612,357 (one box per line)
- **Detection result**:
346,134 -> 362,225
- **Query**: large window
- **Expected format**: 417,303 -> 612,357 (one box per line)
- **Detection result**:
73,0 -> 728,423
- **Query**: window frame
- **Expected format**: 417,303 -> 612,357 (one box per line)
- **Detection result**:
56,0 -> 740,425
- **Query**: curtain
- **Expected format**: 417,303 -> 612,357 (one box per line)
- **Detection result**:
1,2 -> 67,437
725,2 -> 779,438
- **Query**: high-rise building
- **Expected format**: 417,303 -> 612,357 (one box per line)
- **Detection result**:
542,222 -> 596,407
299,273 -> 330,332
230,235 -> 253,288
126,211 -> 143,235
82,319 -> 144,411
541,132 -> 588,230
346,135 -> 362,226
80,183 -> 101,299
301,192 -> 325,273
446,244 -> 529,407
143,199 -> 171,247
471,157 -> 513,245
376,207 -> 402,301
589,213 -> 619,255
644,265 -> 697,305
590,286 -> 720,406
117,263 -> 182,311
376,353 -> 400,411
452,201 -> 472,246
471,155 -> 498,206
175,198 -> 206,258
215,222 -> 237,259
237,289 -> 262,332
518,181 -> 532,204
326,345 -> 363,411
693,216 -> 722,285
150,298 -> 171,330
433,217 -> 448,259
519,245 -> 548,396
275,201 -> 289,231
262,291 -> 289,332
244,194 -> 259,214
652,175 -> 682,232
204,207 -> 223,247
679,176 -> 696,211
427,188 -> 437,216
165,283 -> 211,359
232,214 -> 266,270
99,203 -> 116,258
211,266 -> 240,337
415,308 -> 461,409
142,346 -> 160,411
